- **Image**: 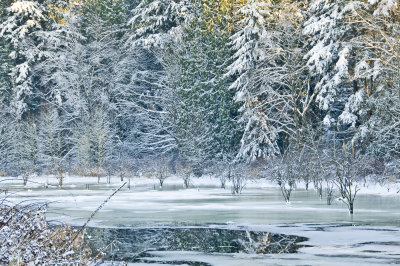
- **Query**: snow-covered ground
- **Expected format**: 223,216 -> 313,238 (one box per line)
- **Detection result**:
2,172 -> 400,194
1,174 -> 400,265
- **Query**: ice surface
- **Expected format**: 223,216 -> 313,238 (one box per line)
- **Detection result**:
2,175 -> 400,265
2,175 -> 400,227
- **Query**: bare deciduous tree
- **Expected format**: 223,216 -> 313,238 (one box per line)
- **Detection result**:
332,142 -> 361,214
155,157 -> 170,188
230,166 -> 247,195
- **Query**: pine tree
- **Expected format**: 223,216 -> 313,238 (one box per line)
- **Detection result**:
128,0 -> 192,47
0,0 -> 50,118
344,0 -> 400,156
227,0 -> 308,162
167,19 -> 240,165
303,0 -> 367,134
227,0 -> 279,162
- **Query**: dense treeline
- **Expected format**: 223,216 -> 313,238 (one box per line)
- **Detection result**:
0,0 -> 399,188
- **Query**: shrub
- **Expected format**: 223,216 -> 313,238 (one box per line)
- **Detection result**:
0,203 -> 91,265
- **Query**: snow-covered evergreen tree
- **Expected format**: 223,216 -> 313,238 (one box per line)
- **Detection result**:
227,0 -> 278,162
166,20 -> 240,165
303,0 -> 367,134
228,0 -> 308,162
304,0 -> 400,157
36,0 -> 128,170
0,2 -> 14,172
128,0 -> 193,47
0,0 -> 50,118
120,0 -> 187,158
344,0 -> 400,156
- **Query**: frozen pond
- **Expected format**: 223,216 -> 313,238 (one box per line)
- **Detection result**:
5,178 -> 400,227
2,176 -> 400,265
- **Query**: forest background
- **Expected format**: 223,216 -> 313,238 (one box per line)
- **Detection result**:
1,0 -> 399,186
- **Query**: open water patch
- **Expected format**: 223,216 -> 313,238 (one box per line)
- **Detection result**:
85,226 -> 308,263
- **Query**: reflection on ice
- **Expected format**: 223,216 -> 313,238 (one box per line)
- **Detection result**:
85,226 -> 308,261
112,223 -> 400,266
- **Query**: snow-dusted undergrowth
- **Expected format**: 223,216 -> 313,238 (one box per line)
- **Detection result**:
0,202 -> 90,265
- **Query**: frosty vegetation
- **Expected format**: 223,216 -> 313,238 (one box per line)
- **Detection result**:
0,202 -> 91,264
1,0 -> 400,217
0,182 -> 126,264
